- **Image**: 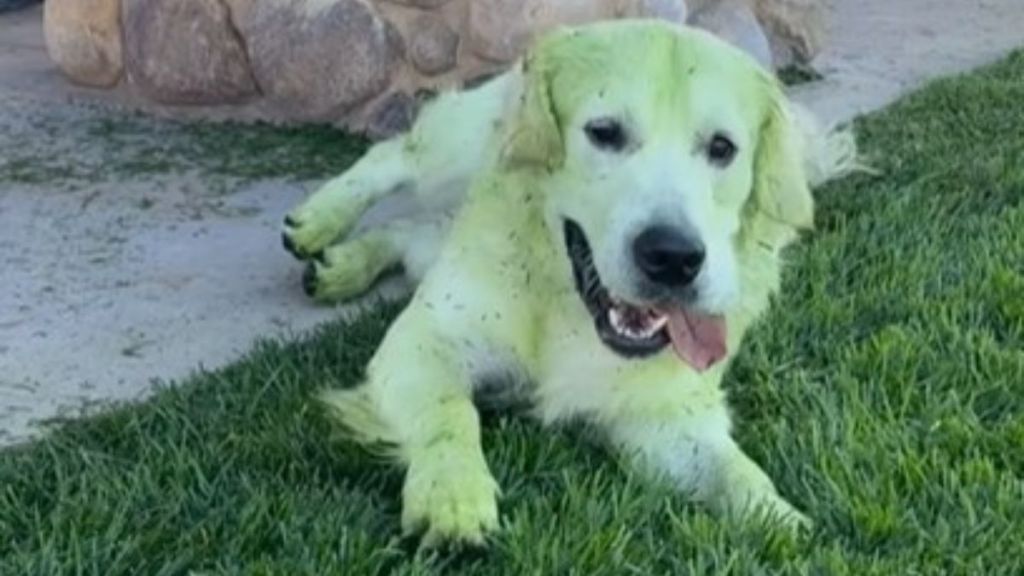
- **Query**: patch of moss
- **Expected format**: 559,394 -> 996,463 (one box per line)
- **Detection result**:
0,104 -> 369,188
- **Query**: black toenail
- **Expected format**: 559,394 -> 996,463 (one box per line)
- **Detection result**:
284,214 -> 298,227
282,232 -> 302,259
302,263 -> 318,297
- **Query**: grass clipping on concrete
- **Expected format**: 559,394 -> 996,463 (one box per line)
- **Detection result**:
3,52 -> 1024,574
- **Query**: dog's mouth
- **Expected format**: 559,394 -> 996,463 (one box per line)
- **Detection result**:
564,220 -> 728,372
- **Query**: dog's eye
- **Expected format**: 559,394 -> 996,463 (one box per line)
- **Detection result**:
584,118 -> 628,152
707,133 -> 737,166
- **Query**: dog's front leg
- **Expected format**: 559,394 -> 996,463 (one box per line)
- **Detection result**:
283,72 -> 513,262
398,388 -> 499,548
331,312 -> 500,547
607,412 -> 809,530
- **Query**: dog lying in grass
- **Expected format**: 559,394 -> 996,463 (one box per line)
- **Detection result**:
282,20 -> 855,547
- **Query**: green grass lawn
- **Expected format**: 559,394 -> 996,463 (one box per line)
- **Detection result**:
3,52 -> 1023,574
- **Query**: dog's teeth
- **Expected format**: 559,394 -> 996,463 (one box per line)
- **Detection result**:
649,315 -> 668,332
609,307 -> 625,332
630,325 -> 655,339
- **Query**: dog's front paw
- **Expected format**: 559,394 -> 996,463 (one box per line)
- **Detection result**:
282,210 -> 332,261
282,198 -> 364,261
300,240 -> 393,303
401,459 -> 500,548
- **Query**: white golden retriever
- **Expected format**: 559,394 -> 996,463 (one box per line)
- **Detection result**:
282,21 -> 855,547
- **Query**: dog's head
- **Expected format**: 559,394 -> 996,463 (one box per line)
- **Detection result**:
501,21 -> 813,371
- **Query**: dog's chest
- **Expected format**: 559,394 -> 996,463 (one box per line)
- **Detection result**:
529,308 -> 644,421
462,304 -> 632,420
472,368 -> 534,414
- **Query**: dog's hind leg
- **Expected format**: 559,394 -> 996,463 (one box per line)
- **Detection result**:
302,216 -> 449,303
283,72 -> 514,261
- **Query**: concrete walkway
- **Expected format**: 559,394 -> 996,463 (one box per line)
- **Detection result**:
1,1 -> 1022,445
790,0 -> 1022,125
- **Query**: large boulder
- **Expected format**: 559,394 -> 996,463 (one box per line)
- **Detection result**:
408,13 -> 460,76
123,0 -> 256,105
752,0 -> 827,66
365,91 -> 418,140
43,0 -> 123,88
383,0 -> 452,7
623,0 -> 688,22
468,0 -> 616,64
233,0 -> 403,122
467,0 -> 689,64
43,0 -> 831,134
689,0 -> 772,69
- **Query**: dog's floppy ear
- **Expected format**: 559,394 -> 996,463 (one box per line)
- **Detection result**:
750,81 -> 814,231
501,46 -> 564,171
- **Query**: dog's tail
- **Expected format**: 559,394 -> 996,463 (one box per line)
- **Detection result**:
790,102 -> 873,188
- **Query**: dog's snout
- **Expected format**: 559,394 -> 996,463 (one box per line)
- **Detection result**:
633,225 -> 705,287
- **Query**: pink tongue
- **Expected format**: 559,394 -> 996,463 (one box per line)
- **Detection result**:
664,309 -> 728,372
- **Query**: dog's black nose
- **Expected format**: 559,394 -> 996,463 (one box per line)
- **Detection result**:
633,225 -> 705,287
